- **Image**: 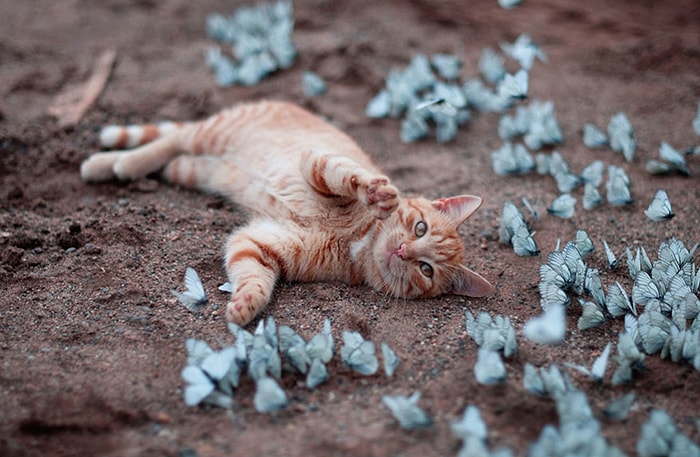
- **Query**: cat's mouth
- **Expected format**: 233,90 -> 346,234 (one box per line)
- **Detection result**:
375,233 -> 410,282
388,243 -> 405,260
386,241 -> 409,272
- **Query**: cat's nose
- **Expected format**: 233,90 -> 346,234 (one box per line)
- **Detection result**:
396,242 -> 408,260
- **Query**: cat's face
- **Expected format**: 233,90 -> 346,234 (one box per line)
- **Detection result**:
369,195 -> 494,300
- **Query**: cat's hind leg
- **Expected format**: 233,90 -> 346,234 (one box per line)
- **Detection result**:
300,149 -> 400,219
223,221 -> 301,326
162,155 -> 238,196
112,134 -> 183,180
82,122 -> 186,182
80,151 -> 126,182
80,133 -> 182,182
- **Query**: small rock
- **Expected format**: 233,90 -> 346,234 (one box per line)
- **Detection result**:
83,243 -> 102,255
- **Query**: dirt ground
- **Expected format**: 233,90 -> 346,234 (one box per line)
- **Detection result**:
1,0 -> 700,456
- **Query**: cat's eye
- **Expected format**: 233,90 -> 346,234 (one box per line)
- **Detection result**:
414,221 -> 428,237
419,261 -> 433,278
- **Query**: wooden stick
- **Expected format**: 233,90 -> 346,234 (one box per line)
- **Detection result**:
47,49 -> 117,128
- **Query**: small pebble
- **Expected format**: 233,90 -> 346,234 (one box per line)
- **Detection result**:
156,412 -> 171,424
83,243 -> 102,255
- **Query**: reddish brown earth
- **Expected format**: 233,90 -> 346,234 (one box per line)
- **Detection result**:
2,1 -> 699,456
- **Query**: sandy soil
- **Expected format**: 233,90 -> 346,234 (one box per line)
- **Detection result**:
1,0 -> 699,456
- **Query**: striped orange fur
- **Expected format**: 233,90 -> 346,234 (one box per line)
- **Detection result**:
81,101 -> 494,325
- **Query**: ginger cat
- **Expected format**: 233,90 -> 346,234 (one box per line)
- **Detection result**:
81,101 -> 494,325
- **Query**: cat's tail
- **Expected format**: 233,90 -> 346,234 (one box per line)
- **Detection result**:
99,121 -> 183,149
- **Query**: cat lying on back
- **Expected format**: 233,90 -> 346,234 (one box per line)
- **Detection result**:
81,101 -> 494,325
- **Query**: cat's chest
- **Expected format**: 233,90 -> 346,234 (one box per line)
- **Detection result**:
305,217 -> 375,253
297,215 -> 375,258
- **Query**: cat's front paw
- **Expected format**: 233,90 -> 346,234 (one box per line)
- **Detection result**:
357,176 -> 399,219
225,289 -> 268,326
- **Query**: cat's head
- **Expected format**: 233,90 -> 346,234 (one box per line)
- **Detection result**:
369,195 -> 494,300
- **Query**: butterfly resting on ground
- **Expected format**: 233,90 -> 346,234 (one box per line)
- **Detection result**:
172,266 -> 208,312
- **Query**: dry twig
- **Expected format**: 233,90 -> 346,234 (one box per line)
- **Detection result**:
47,49 -> 116,128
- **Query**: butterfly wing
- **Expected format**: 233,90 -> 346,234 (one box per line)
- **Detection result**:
302,71 -> 327,97
619,331 -> 643,361
638,310 -> 672,354
181,366 -> 215,406
659,142 -> 689,175
451,405 -> 488,441
475,312 -> 495,345
606,165 -> 633,206
306,333 -> 333,364
306,358 -> 329,390
499,201 -> 525,243
602,240 -> 618,269
582,183 -> 603,211
607,112 -> 635,161
503,321 -> 518,357
185,338 -> 214,366
340,331 -> 378,375
606,281 -> 634,317
644,189 -> 674,221
582,123 -> 608,148
513,144 -> 535,173
366,90 -> 391,118
184,266 -> 206,299
547,194 -> 576,219
491,142 -> 519,176
218,281 -> 233,292
646,159 -> 673,175
539,281 -> 570,311
279,325 -> 308,373
523,363 -> 547,396
590,342 -> 612,381
632,271 -> 662,309
584,268 -> 606,307
173,267 -> 208,312
474,348 -> 506,385
382,392 -> 433,429
253,376 -> 288,413
380,342 -> 399,377
521,196 -> 541,221
562,362 -> 592,378
545,250 -> 574,286
497,70 -> 528,99
611,362 -> 633,386
512,223 -> 539,256
604,392 -> 636,419
201,347 -> 236,381
577,300 -> 608,330
348,341 -> 379,376
479,48 -> 506,84
400,110 -> 430,143
523,304 -> 566,345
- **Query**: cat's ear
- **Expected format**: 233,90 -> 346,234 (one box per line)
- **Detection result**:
452,265 -> 494,297
432,195 -> 482,226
